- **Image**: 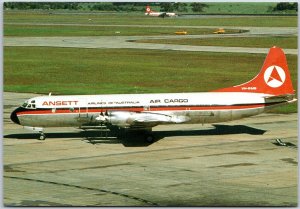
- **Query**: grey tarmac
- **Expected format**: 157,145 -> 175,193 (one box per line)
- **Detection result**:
4,25 -> 298,55
3,92 -> 298,206
4,23 -> 298,35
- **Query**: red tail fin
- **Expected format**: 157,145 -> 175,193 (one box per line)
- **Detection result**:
214,46 -> 294,95
146,5 -> 151,13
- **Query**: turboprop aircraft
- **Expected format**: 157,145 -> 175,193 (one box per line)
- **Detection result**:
144,5 -> 177,17
10,47 -> 296,142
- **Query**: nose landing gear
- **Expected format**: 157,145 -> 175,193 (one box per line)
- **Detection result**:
23,126 -> 45,141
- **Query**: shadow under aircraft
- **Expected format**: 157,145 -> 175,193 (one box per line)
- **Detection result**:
4,124 -> 266,147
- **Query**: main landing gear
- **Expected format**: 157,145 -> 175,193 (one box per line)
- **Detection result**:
39,132 -> 46,140
122,128 -> 155,143
145,133 -> 155,143
23,126 -> 46,141
143,129 -> 155,143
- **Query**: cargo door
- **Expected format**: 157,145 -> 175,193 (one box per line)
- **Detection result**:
78,102 -> 89,123
79,106 -> 88,118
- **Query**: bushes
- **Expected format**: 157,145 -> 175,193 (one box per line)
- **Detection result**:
273,2 -> 298,11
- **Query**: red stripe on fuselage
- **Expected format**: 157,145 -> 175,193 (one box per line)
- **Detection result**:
16,103 -> 268,116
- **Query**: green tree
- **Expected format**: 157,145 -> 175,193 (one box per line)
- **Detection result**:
174,3 -> 188,12
191,3 -> 208,12
160,3 -> 174,12
273,2 -> 298,11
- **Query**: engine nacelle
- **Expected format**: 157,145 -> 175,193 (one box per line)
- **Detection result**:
99,111 -> 190,128
107,111 -> 137,127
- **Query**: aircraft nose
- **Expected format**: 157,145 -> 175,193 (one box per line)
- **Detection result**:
10,107 -> 21,125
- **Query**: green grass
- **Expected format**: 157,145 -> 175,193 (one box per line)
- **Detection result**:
4,11 -> 297,27
4,24 -> 243,37
136,36 -> 298,49
4,47 -> 297,113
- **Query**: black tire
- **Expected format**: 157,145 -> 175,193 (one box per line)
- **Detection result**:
39,134 -> 46,140
145,134 -> 154,143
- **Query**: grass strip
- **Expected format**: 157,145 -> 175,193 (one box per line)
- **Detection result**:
4,11 -> 297,27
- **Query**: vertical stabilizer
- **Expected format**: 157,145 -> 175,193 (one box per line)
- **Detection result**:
146,5 -> 151,14
214,46 -> 294,95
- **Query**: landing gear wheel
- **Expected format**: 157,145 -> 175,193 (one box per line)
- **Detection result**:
39,133 -> 46,140
145,134 -> 154,143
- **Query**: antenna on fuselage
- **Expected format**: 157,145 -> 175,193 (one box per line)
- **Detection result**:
48,92 -> 52,96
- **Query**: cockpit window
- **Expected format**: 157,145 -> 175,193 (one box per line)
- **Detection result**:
21,101 -> 36,109
22,102 -> 28,108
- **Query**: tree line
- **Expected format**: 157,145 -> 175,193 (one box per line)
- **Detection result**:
4,2 -> 298,13
273,2 -> 298,11
3,2 -> 213,12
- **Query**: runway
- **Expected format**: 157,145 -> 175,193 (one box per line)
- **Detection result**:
4,25 -> 298,54
3,92 -> 298,206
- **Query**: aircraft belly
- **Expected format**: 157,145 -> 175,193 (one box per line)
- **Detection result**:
231,107 -> 265,120
202,108 -> 264,123
186,110 -> 232,123
19,113 -> 85,127
156,107 -> 265,124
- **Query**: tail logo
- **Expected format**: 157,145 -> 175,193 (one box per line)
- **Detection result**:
264,65 -> 286,88
146,7 -> 151,12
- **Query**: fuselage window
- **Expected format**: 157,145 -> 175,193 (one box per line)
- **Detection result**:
69,107 -> 74,112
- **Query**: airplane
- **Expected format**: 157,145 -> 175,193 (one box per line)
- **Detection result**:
144,5 -> 177,18
10,47 -> 296,142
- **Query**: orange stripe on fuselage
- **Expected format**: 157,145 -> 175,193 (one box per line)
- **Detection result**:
16,104 -> 267,116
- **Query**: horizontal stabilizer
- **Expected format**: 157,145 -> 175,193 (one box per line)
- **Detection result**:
264,94 -> 297,103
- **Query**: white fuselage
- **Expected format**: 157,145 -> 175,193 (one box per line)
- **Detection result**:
145,12 -> 176,17
15,92 -> 282,128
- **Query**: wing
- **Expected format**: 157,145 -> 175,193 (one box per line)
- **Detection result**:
95,111 -> 190,129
